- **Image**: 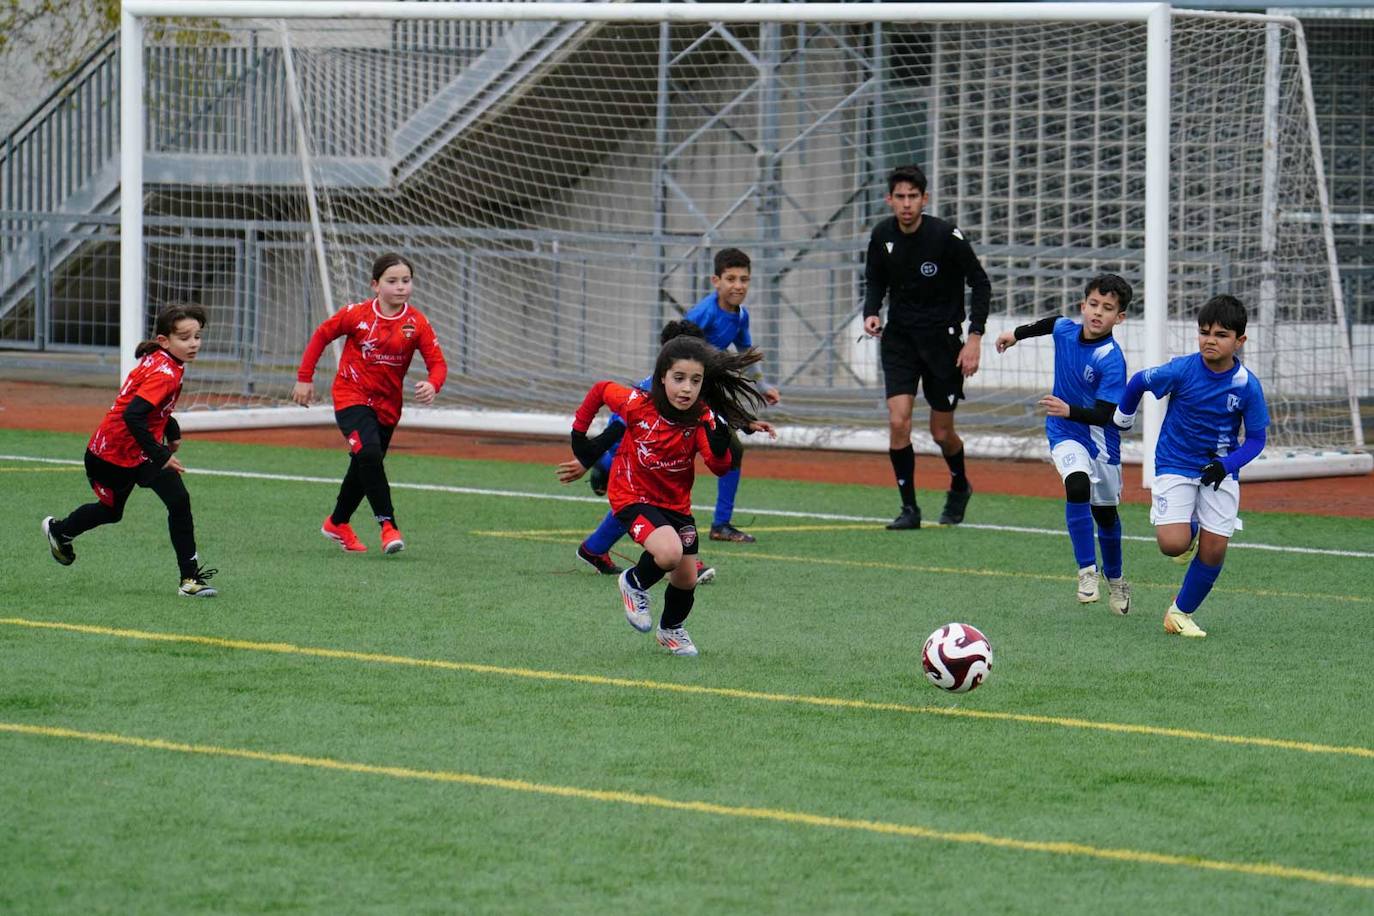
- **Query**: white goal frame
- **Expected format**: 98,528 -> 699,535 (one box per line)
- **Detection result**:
117,2 -> 1370,482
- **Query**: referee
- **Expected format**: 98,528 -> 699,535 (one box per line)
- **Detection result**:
863,164 -> 991,530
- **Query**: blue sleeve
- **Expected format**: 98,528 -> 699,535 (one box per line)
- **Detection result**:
736,308 -> 753,350
1120,360 -> 1180,415
637,374 -> 652,391
1221,427 -> 1266,475
1097,350 -> 1127,404
1242,376 -> 1270,433
684,299 -> 710,330
1118,371 -> 1149,416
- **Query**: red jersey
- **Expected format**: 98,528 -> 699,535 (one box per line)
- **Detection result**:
573,381 -> 732,515
89,348 -> 184,468
296,298 -> 447,427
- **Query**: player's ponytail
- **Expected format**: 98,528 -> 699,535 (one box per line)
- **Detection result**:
135,303 -> 209,357
702,346 -> 767,430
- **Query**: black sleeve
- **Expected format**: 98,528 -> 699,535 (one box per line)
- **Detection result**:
589,418 -> 625,453
569,431 -> 603,469
1066,399 -> 1119,427
862,230 -> 887,320
705,414 -> 731,459
1013,316 -> 1061,341
953,231 -> 991,336
164,416 -> 181,443
123,397 -> 172,466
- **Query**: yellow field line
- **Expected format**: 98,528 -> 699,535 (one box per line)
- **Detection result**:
2,720 -> 1370,890
475,532 -> 1373,604
5,617 -> 1371,761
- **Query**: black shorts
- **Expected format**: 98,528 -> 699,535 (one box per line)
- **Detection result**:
614,504 -> 700,556
880,324 -> 965,409
335,405 -> 395,456
83,450 -> 186,513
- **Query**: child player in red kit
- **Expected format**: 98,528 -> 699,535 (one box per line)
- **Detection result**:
293,253 -> 447,554
557,336 -> 775,656
42,304 -> 219,597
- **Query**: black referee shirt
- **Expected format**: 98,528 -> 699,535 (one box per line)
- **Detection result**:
863,214 -> 991,337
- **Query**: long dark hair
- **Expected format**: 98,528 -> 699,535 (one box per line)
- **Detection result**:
650,336 -> 766,429
135,304 -> 208,358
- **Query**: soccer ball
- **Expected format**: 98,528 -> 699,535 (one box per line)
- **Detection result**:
921,623 -> 993,693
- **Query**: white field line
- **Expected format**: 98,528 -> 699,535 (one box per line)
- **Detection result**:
3,453 -> 1370,560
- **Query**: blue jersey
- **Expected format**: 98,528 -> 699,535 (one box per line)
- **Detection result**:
1142,353 -> 1269,478
684,291 -> 752,351
1045,318 -> 1127,464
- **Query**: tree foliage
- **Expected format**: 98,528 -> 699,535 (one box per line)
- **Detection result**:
0,0 -> 120,82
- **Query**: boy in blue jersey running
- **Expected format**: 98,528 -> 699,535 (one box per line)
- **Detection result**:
996,275 -> 1134,614
1113,294 -> 1269,638
586,249 -> 779,547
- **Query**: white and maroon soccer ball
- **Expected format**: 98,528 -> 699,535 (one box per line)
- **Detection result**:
921,623 -> 993,693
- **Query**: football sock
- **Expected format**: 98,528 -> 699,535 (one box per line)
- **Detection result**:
584,511 -> 626,555
1065,499 -> 1097,570
351,448 -> 396,524
943,447 -> 970,492
660,583 -> 695,629
1092,505 -> 1124,580
889,445 -> 916,508
628,551 -> 668,591
714,466 -> 742,528
152,473 -> 197,576
59,502 -> 120,538
1176,556 -> 1223,613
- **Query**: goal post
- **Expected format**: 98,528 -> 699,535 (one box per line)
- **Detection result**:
117,1 -> 1371,481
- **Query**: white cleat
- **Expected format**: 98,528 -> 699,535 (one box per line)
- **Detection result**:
1076,565 -> 1100,604
656,626 -> 699,657
618,570 -> 653,633
1107,577 -> 1132,615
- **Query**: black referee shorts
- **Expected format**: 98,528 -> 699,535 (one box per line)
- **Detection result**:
879,324 -> 965,410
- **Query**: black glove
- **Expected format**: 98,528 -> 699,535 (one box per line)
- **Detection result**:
1200,459 -> 1227,491
705,414 -> 731,459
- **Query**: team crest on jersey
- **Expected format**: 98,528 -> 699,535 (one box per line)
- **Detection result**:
679,525 -> 698,548
1082,365 -> 1096,383
920,261 -> 938,277
401,320 -> 417,339
1226,393 -> 1241,412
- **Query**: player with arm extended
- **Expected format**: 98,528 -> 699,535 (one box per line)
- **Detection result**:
292,252 -> 447,555
864,165 -> 991,530
996,274 -> 1134,614
1113,295 -> 1269,638
557,337 -> 776,656
42,304 -> 219,597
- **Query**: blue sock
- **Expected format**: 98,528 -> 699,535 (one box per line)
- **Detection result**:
1097,518 -> 1123,579
1176,556 -> 1222,614
583,511 -> 625,555
1189,517 -> 1200,542
714,466 -> 741,528
1065,501 -> 1097,570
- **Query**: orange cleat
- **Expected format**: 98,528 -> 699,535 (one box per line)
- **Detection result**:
321,516 -> 367,552
380,521 -> 406,555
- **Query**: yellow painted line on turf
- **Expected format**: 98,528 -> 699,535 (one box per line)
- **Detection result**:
5,617 -> 1372,761
2,720 -> 1370,890
475,531 -> 1374,605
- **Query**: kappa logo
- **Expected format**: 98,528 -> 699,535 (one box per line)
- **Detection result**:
357,321 -> 369,331
920,261 -> 938,277
885,242 -> 894,254
632,523 -> 645,537
156,364 -> 175,377
1226,393 -> 1241,412
637,420 -> 652,431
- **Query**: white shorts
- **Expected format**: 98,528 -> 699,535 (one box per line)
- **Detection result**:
1149,473 -> 1242,537
1050,440 -> 1122,507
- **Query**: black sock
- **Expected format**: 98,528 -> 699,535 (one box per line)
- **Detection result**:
661,584 -> 695,630
944,448 -> 969,492
888,445 -> 916,508
628,551 -> 668,591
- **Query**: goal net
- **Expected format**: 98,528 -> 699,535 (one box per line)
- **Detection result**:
122,2 -> 1368,478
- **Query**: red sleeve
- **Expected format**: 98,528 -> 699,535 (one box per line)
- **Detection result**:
572,381 -> 631,432
418,320 -> 447,390
133,363 -> 179,407
697,414 -> 734,477
296,310 -> 350,382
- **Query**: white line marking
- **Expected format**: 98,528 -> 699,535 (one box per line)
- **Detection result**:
2,453 -> 1369,559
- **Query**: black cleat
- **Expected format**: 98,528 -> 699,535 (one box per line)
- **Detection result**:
576,544 -> 622,575
588,463 -> 609,497
939,485 -> 972,526
709,522 -> 756,543
42,517 -> 75,565
885,505 -> 921,530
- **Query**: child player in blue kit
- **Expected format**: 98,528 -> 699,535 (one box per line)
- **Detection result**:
996,275 -> 1134,614
1113,294 -> 1269,638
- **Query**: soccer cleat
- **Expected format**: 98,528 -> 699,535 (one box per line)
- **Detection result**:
710,522 -> 755,543
576,544 -> 622,575
178,565 -> 218,598
1076,565 -> 1100,603
618,570 -> 653,633
42,517 -> 75,566
1164,603 -> 1207,638
1107,577 -> 1132,615
695,560 -> 716,585
321,516 -> 367,552
380,521 -> 405,555
886,505 -> 921,530
656,625 -> 699,657
938,485 -> 973,525
588,462 -> 609,497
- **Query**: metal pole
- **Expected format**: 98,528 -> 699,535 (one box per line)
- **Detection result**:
1141,4 -> 1171,487
119,10 -> 145,377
